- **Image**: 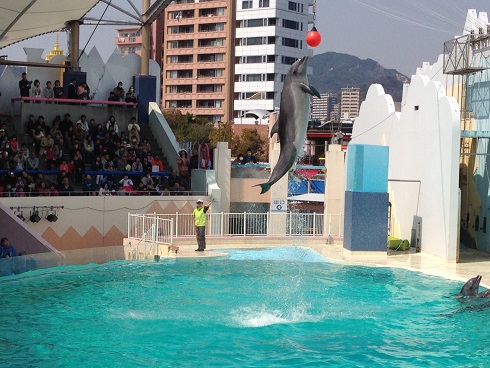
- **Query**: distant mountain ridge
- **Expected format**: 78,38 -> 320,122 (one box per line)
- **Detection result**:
308,51 -> 409,102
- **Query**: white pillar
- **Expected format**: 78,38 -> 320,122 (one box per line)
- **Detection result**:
324,144 -> 345,237
214,142 -> 231,213
270,142 -> 288,234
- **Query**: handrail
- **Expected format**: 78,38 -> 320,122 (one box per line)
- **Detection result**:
11,96 -> 138,107
0,169 -> 172,177
230,163 -> 326,169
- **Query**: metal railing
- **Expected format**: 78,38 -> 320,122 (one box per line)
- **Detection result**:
127,214 -> 174,259
128,212 -> 344,239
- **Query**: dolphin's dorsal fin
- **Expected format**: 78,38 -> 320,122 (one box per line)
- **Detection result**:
270,121 -> 279,138
300,83 -> 321,98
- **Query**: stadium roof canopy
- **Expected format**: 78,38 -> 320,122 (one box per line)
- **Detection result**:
0,1 -> 100,49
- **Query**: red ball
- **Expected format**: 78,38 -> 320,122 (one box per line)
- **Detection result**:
306,27 -> 322,47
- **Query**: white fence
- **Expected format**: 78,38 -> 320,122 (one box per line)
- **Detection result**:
126,214 -> 174,259
128,212 -> 344,240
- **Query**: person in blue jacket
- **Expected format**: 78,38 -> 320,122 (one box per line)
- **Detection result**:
0,237 -> 16,258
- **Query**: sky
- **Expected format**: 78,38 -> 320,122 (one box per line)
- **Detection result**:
1,0 -> 489,76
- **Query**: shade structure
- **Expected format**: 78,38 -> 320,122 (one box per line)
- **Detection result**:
0,0 -> 100,49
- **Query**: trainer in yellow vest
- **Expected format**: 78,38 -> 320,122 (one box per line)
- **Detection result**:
193,198 -> 214,251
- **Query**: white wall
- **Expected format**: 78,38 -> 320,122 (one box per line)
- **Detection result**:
351,76 -> 461,261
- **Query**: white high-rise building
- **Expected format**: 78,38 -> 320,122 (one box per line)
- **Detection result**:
311,93 -> 337,121
234,0 -> 313,124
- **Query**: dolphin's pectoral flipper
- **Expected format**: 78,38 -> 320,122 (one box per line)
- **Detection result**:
270,121 -> 279,138
310,85 -> 321,99
300,83 -> 321,98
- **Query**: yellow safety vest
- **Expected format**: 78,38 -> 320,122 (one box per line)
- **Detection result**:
193,207 -> 207,226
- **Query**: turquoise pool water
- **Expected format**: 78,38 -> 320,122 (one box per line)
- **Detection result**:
1,247 -> 490,367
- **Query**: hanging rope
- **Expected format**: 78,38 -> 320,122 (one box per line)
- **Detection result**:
312,0 -> 316,26
77,0 -> 113,62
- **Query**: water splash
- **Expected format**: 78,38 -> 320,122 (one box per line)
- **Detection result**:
230,303 -> 324,328
225,246 -> 328,263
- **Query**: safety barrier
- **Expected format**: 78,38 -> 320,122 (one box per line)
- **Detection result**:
128,211 -> 344,239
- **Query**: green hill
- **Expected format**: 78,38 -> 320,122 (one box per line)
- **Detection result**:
309,51 -> 409,102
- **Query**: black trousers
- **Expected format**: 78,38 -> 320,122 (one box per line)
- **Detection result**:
196,226 -> 206,250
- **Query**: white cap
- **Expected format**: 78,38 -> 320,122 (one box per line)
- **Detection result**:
196,199 -> 203,203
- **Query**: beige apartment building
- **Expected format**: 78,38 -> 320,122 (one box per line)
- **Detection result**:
161,0 -> 236,123
114,1 -> 235,123
340,87 -> 361,120
115,28 -> 143,56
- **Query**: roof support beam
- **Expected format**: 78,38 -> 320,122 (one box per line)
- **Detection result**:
99,0 -> 141,22
0,0 -> 37,42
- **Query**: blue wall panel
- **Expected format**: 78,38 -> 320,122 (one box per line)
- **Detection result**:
343,191 -> 389,251
346,144 -> 389,193
134,75 -> 157,123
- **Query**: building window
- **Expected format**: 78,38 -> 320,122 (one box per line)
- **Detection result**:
244,74 -> 262,82
169,10 -> 194,19
198,23 -> 225,32
243,55 -> 264,63
199,8 -> 225,17
168,85 -> 192,93
242,1 -> 252,9
198,53 -> 224,62
197,100 -> 222,108
169,55 -> 193,63
169,100 -> 192,108
169,70 -> 193,79
245,37 -> 263,46
259,0 -> 269,7
169,25 -> 194,34
197,84 -> 223,93
288,1 -> 303,12
282,37 -> 299,48
198,38 -> 224,47
282,19 -> 299,30
169,40 -> 194,48
282,56 -> 297,65
198,69 -> 224,77
247,18 -> 265,27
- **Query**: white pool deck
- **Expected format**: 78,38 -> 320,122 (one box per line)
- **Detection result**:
165,238 -> 490,288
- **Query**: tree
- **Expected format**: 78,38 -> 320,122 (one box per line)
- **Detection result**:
236,128 -> 267,161
209,121 -> 236,149
162,109 -> 213,144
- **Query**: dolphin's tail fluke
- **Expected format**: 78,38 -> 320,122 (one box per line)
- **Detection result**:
254,183 -> 271,194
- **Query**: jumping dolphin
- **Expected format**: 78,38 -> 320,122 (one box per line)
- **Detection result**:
255,56 -> 320,194
457,275 -> 482,298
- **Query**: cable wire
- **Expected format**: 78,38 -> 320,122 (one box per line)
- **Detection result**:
78,0 -> 112,62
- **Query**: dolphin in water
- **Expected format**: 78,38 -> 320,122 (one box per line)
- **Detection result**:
478,289 -> 490,298
456,275 -> 482,298
255,56 -> 320,194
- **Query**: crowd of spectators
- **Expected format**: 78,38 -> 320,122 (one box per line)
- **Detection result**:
4,75 -> 203,196
0,110 -> 195,197
19,73 -> 137,103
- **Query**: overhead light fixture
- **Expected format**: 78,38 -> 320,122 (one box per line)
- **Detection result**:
30,211 -> 41,223
47,213 -> 58,222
